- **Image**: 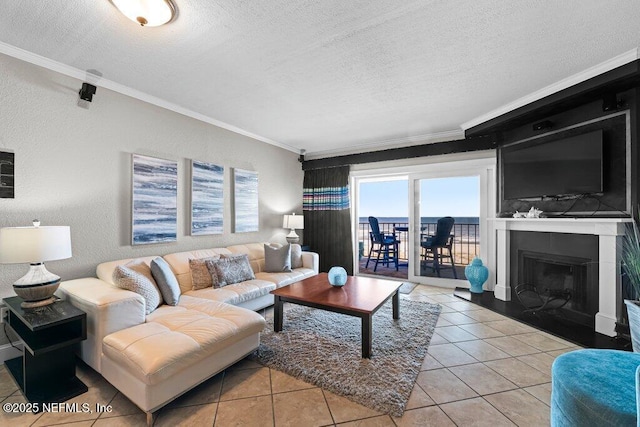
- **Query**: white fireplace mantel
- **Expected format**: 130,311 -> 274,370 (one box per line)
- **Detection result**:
491,217 -> 632,337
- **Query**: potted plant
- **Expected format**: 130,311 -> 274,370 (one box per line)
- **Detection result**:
622,219 -> 640,352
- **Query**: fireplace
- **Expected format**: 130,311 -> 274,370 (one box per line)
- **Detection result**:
518,250 -> 596,327
493,217 -> 630,337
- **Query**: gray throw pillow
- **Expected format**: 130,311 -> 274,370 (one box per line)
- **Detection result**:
150,257 -> 180,306
113,263 -> 162,314
213,254 -> 256,286
264,243 -> 292,273
290,244 -> 303,269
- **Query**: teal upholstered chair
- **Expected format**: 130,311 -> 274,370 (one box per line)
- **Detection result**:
551,349 -> 640,426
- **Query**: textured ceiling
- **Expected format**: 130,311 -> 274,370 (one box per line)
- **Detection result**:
1,1 -> 640,157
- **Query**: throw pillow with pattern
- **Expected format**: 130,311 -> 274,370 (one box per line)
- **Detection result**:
113,263 -> 162,314
213,254 -> 255,286
189,256 -> 220,290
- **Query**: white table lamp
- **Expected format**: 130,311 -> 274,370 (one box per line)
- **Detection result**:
283,214 -> 304,243
0,220 -> 72,308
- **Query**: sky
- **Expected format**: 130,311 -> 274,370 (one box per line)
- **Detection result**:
358,176 -> 480,218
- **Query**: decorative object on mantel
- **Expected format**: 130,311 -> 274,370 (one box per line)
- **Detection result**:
110,0 -> 177,27
465,257 -> 489,294
327,266 -> 347,287
526,207 -> 543,218
283,213 -> 304,243
0,220 -> 72,308
621,219 -> 640,352
513,207 -> 543,218
132,154 -> 177,245
0,151 -> 14,199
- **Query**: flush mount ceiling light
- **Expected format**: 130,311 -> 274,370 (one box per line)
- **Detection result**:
110,0 -> 177,27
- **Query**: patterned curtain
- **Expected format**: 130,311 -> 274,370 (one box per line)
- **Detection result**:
303,166 -> 354,274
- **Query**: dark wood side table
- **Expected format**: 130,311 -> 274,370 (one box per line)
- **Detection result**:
2,296 -> 88,404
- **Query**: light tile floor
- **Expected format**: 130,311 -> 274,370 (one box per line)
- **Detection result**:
0,284 -> 580,426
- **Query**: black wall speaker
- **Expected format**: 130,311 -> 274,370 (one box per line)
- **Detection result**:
602,93 -> 618,112
532,120 -> 553,131
79,83 -> 97,102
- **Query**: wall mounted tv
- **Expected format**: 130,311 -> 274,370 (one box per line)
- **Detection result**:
502,129 -> 603,200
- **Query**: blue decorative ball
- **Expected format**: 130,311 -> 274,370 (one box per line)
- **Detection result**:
465,257 -> 489,294
328,266 -> 347,287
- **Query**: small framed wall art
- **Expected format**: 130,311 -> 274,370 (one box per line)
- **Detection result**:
132,154 -> 178,245
233,168 -> 259,233
191,160 -> 224,235
0,151 -> 15,199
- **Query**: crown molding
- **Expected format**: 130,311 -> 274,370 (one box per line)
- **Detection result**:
0,42 -> 299,154
461,47 -> 640,131
305,129 -> 464,160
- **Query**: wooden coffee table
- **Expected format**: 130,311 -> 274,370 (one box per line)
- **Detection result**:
271,273 -> 402,358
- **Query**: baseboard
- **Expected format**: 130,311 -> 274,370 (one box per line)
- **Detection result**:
0,342 -> 23,363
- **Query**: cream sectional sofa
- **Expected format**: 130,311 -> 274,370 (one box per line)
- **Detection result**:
56,243 -> 319,424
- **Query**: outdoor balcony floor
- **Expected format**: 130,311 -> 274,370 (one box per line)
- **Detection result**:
358,257 -> 466,281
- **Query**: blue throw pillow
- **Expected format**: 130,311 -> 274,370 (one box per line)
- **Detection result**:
150,257 -> 181,306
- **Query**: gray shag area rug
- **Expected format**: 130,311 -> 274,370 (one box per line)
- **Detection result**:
252,299 -> 441,417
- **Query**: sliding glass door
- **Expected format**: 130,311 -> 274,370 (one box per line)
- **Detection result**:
412,176 -> 480,282
352,156 -> 496,290
408,164 -> 495,288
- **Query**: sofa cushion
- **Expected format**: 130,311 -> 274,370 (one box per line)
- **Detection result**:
290,244 -> 303,269
127,260 -> 157,286
255,269 -> 311,288
264,243 -> 292,273
189,256 -> 220,290
112,263 -> 162,314
163,248 -> 232,294
185,279 -> 276,305
102,297 -> 265,386
226,243 -> 267,273
184,279 -> 276,305
96,256 -> 158,285
150,257 -> 180,306
213,254 -> 255,286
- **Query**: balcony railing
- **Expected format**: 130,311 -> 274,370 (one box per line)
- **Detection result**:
358,221 -> 480,267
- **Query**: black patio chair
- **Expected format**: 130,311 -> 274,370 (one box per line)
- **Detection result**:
420,216 -> 457,278
365,216 -> 400,272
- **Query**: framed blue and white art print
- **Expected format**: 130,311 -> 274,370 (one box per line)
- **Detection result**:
132,154 -> 178,245
233,168 -> 259,233
191,160 -> 224,235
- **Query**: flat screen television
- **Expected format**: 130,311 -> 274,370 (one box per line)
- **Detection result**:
502,129 -> 603,200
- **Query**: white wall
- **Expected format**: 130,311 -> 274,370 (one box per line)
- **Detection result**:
0,53 -> 303,301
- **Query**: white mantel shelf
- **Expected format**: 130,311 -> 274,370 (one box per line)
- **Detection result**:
490,217 -> 632,337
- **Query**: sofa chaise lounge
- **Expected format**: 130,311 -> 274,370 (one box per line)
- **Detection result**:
56,243 -> 319,424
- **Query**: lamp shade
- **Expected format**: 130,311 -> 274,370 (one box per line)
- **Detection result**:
283,214 -> 304,230
0,225 -> 72,264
